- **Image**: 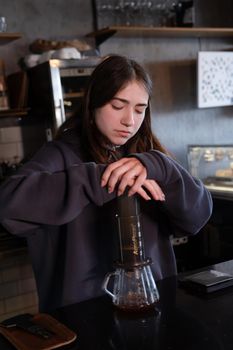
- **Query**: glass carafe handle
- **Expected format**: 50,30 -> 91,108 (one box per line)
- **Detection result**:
102,271 -> 118,299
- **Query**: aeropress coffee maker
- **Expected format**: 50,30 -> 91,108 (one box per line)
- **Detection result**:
102,192 -> 159,312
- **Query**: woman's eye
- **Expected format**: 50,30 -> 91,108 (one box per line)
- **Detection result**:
135,109 -> 145,115
112,104 -> 123,110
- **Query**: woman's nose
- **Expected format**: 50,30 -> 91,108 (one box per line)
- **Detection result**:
121,108 -> 134,127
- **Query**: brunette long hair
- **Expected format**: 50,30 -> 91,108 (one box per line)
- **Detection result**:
57,55 -> 168,163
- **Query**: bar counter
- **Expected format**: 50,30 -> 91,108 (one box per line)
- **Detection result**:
1,265 -> 233,349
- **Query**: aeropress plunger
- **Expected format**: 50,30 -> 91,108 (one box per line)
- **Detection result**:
102,192 -> 159,311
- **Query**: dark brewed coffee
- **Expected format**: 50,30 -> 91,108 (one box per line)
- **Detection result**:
116,301 -> 158,313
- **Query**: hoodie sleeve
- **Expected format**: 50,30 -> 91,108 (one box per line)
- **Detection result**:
132,150 -> 213,235
0,142 -> 115,235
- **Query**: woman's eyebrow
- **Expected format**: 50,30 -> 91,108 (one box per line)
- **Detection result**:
112,97 -> 148,107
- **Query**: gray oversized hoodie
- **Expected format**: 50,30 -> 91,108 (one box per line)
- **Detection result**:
0,131 -> 212,311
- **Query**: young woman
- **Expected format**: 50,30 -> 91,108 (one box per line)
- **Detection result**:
0,55 -> 212,312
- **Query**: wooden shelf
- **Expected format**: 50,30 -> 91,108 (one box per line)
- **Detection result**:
63,92 -> 84,98
0,33 -> 21,45
0,108 -> 28,118
86,26 -> 233,45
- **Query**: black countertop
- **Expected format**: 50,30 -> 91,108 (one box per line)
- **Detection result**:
2,261 -> 233,350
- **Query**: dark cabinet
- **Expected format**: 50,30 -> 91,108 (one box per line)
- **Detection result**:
175,196 -> 233,272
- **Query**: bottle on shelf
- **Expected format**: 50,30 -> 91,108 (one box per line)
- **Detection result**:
172,1 -> 195,27
0,16 -> 7,32
0,59 -> 9,111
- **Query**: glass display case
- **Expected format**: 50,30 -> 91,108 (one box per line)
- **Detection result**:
187,145 -> 233,195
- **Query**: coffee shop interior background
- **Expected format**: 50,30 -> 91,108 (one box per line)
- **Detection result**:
0,0 -> 233,321
0,0 -> 233,167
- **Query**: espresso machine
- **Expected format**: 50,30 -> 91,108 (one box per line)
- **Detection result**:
103,193 -> 159,312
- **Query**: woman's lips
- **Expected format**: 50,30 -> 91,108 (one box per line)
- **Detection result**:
115,130 -> 132,138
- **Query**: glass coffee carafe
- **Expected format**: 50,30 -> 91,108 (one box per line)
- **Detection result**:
102,193 -> 159,312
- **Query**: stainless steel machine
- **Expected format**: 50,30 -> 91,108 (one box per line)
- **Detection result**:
25,58 -> 101,156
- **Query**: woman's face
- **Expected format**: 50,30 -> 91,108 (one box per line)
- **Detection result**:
94,80 -> 149,146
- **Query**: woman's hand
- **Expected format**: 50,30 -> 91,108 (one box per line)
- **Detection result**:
101,157 -> 165,201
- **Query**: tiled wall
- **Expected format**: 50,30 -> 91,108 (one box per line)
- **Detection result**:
0,252 -> 38,322
0,126 -> 35,322
0,126 -> 24,163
